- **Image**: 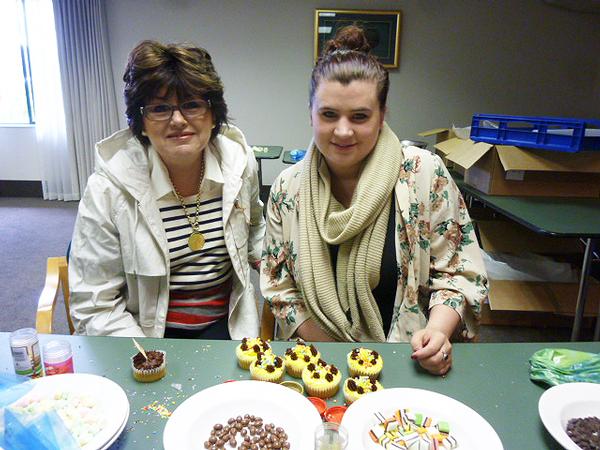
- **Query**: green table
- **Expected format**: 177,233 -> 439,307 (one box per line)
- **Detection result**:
453,174 -> 600,341
2,333 -> 597,449
251,145 -> 283,188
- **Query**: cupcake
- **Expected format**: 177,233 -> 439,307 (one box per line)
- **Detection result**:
343,375 -> 384,404
249,351 -> 286,383
236,337 -> 271,370
284,339 -> 321,378
347,347 -> 383,379
302,359 -> 341,399
131,350 -> 166,383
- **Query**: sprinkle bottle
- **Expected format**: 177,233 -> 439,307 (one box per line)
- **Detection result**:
43,339 -> 74,375
9,328 -> 43,378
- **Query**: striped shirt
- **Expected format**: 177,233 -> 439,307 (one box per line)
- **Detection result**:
148,144 -> 232,333
159,192 -> 233,331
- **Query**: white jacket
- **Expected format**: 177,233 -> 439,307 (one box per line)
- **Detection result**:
69,126 -> 265,338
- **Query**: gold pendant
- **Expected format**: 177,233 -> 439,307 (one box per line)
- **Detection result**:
188,231 -> 205,251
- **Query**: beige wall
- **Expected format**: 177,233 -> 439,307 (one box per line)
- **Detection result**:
2,0 -> 599,182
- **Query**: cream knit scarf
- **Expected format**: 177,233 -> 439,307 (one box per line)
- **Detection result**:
298,122 -> 403,342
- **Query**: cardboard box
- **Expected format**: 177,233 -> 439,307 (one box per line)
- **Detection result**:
477,220 -> 600,326
420,128 -> 600,198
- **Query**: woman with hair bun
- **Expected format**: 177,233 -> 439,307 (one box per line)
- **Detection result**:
69,40 -> 265,339
260,26 -> 488,375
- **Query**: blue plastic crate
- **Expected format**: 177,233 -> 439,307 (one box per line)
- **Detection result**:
470,114 -> 600,153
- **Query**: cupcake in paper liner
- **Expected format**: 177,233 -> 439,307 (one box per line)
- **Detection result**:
235,337 -> 271,370
284,338 -> 321,378
347,347 -> 383,379
131,350 -> 166,383
249,351 -> 286,383
343,375 -> 384,404
301,359 -> 341,399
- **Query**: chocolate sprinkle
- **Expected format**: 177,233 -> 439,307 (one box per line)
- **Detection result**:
133,351 -> 163,370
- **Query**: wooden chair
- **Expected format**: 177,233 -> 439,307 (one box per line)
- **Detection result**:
259,300 -> 277,341
36,255 -> 278,339
36,256 -> 74,334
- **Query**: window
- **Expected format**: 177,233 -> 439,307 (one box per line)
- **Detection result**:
0,0 -> 35,125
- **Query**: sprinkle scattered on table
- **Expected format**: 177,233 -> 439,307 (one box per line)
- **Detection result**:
142,401 -> 172,418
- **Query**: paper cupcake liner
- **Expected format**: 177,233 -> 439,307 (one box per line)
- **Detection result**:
348,366 -> 382,380
304,382 -> 340,399
250,368 -> 285,384
285,359 -> 311,378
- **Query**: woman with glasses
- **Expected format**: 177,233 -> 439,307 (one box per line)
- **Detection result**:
69,40 -> 265,339
260,26 -> 488,375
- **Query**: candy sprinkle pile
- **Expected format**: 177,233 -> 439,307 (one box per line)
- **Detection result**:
369,408 -> 458,449
142,401 -> 172,419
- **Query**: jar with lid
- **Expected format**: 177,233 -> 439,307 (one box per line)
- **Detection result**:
43,339 -> 74,376
9,328 -> 43,378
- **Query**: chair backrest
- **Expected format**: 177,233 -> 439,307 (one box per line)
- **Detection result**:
36,256 -> 74,334
36,256 -> 276,339
259,300 -> 277,341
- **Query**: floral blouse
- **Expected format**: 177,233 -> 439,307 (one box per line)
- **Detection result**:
260,146 -> 489,342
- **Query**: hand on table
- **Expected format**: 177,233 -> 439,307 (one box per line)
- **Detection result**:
410,328 -> 452,376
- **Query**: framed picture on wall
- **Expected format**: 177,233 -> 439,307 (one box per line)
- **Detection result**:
314,9 -> 402,69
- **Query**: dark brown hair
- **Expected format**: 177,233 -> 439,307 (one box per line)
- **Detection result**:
310,25 -> 389,110
123,40 -> 228,146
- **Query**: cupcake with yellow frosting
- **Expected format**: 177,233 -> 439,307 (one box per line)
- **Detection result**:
284,339 -> 321,378
249,351 -> 286,383
347,347 -> 383,379
343,375 -> 384,404
236,337 -> 271,370
302,359 -> 341,399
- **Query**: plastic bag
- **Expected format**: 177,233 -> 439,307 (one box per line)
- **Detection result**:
529,348 -> 600,387
0,373 -> 78,450
481,250 -> 577,282
0,374 -> 33,409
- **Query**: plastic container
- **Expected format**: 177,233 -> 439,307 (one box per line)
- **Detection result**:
307,396 -> 327,417
289,149 -> 307,161
324,406 -> 348,424
9,328 -> 43,378
42,340 -> 74,376
470,114 -> 600,153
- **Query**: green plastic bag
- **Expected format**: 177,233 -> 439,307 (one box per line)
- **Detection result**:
529,348 -> 600,387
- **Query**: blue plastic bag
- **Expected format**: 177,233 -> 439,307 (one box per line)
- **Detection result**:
0,373 -> 78,450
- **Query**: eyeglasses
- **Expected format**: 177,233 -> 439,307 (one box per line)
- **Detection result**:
140,98 -> 211,121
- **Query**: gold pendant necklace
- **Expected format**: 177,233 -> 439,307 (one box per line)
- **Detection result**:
171,155 -> 206,251
188,229 -> 205,251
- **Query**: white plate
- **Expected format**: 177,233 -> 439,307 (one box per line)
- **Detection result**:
341,387 -> 503,450
9,373 -> 129,450
163,380 -> 322,450
538,382 -> 600,450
